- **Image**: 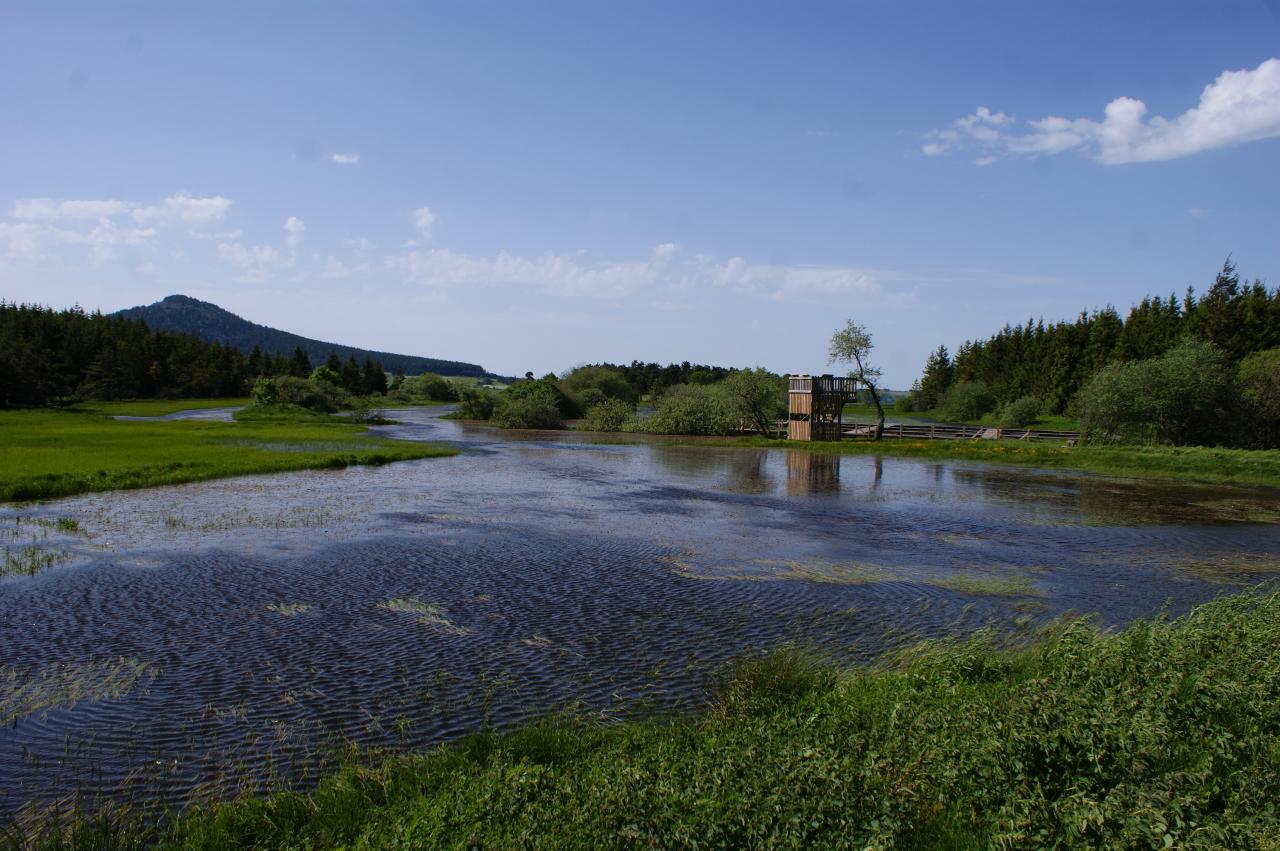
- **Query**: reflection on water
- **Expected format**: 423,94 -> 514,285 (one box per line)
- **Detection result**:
1,407 -> 1278,821
786,451 -> 842,496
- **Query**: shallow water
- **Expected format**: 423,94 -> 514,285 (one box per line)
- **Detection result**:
2,407 -> 1278,821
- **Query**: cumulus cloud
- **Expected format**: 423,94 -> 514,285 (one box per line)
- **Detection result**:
412,206 -> 436,240
11,198 -> 131,220
1,192 -> 231,266
382,240 -> 883,303
132,193 -> 233,224
331,153 -> 360,165
924,58 -> 1280,164
284,216 -> 306,248
218,242 -> 283,282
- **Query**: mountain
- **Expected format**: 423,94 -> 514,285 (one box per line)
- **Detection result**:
113,295 -> 489,378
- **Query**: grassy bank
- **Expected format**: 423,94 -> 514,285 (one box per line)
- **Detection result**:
80,398 -> 250,417
18,591 -> 1280,849
661,435 -> 1280,488
841,401 -> 1081,432
0,406 -> 456,503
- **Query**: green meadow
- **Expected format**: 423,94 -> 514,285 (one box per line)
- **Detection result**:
0,403 -> 456,503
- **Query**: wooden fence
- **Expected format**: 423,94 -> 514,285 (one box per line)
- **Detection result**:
755,420 -> 1080,444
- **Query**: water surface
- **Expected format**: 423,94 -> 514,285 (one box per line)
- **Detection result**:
2,408 -> 1277,821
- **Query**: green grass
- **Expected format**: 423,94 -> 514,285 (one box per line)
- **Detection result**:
80,398 -> 250,416
0,406 -> 456,502
15,591 -> 1280,849
842,402 -> 1082,432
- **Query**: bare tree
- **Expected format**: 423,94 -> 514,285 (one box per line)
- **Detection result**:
829,320 -> 885,441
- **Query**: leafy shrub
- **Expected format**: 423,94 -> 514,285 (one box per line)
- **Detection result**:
274,376 -> 350,413
1079,340 -> 1231,445
577,398 -> 636,432
505,376 -> 581,419
939,380 -> 997,421
1236,347 -> 1280,448
647,384 -> 738,435
309,365 -> 342,386
455,385 -> 499,420
250,377 -> 278,406
560,366 -> 636,404
721,368 -> 785,435
996,395 -> 1040,428
348,396 -> 389,424
410,373 -> 460,402
575,387 -> 608,411
492,383 -> 564,429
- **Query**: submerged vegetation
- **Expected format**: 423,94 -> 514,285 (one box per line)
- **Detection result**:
0,406 -> 456,503
14,591 -> 1280,849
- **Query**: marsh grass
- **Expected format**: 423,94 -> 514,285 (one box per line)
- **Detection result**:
12,591 -> 1280,848
931,573 -> 1042,598
0,407 -> 456,502
0,544 -> 67,576
81,398 -> 250,417
379,598 -> 471,635
0,658 -> 155,727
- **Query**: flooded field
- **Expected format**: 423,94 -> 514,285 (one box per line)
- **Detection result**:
2,407 -> 1278,823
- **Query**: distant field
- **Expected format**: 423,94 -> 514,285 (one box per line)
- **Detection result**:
0,406 -> 455,502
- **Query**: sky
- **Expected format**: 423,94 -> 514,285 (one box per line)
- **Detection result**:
2,1 -> 1279,386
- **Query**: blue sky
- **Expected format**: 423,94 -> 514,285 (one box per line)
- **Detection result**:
2,1 -> 1278,385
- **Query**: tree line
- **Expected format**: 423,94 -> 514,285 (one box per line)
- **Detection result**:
0,301 -> 388,407
900,260 -> 1280,447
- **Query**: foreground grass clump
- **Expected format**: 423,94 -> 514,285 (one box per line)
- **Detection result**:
24,592 -> 1280,849
0,408 -> 455,502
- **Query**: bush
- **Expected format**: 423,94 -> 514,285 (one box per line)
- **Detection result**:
939,380 -> 997,421
721,368 -> 785,436
577,398 -> 637,432
996,395 -> 1040,428
250,377 -> 278,406
348,396 -> 389,424
455,385 -> 499,420
1236,347 -> 1280,448
249,377 -> 349,413
493,383 -> 564,429
275,376 -> 350,413
409,373 -> 459,402
1079,339 -> 1231,445
560,366 -> 636,404
647,384 -> 738,435
500,376 -> 581,419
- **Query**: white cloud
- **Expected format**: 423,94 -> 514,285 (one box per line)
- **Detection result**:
218,242 -> 282,282
188,228 -> 243,240
1187,207 -> 1209,218
132,193 -> 233,224
381,239 -> 884,303
0,219 -> 155,264
284,216 -> 306,248
11,198 -> 131,220
924,58 -> 1280,164
412,206 -> 436,240
331,153 -> 360,165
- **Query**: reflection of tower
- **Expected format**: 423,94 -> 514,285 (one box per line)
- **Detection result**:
788,374 -> 857,441
786,451 -> 841,495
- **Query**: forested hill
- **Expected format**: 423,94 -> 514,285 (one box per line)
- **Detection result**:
113,295 -> 487,378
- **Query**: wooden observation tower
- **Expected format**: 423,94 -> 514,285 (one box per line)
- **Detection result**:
787,374 -> 858,441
